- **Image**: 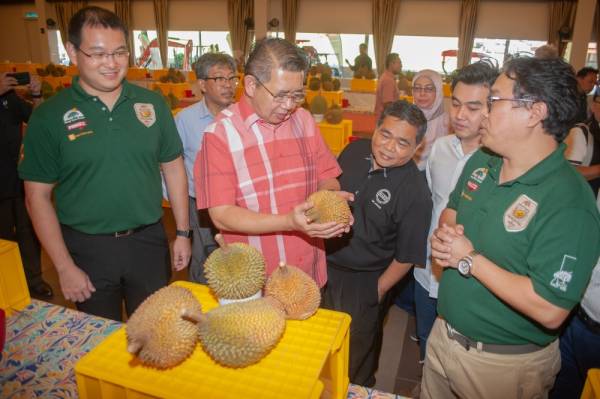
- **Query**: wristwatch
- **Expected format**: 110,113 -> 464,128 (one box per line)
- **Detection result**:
457,250 -> 479,278
176,229 -> 192,238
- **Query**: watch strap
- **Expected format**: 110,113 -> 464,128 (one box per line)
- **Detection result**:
176,229 -> 192,238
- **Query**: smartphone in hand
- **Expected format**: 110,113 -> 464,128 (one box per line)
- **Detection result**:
7,72 -> 31,86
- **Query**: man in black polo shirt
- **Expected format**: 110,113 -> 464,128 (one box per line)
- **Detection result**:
323,100 -> 432,386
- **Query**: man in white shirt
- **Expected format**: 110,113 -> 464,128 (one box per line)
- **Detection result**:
413,61 -> 498,363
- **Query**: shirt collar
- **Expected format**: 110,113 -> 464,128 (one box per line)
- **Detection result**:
197,98 -> 213,119
70,76 -> 135,103
238,94 -> 261,130
367,153 -> 414,178
487,143 -> 567,186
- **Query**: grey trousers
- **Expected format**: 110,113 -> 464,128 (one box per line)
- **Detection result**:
188,196 -> 218,284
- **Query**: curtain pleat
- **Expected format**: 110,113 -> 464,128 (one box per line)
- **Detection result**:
114,0 -> 134,65
153,0 -> 169,68
227,0 -> 254,65
54,1 -> 87,45
372,0 -> 401,76
457,0 -> 479,69
548,0 -> 578,58
282,0 -> 298,43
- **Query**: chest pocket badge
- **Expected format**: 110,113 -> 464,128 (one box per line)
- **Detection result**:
134,103 -> 156,127
503,194 -> 538,232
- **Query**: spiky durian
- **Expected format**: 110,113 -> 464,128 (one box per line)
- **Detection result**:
305,190 -> 351,225
264,262 -> 321,320
198,297 -> 286,367
126,286 -> 202,369
204,234 -> 266,300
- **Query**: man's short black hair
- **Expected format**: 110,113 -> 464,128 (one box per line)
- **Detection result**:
68,6 -> 127,49
451,59 -> 499,90
385,53 -> 400,69
245,38 -> 308,83
576,66 -> 599,78
377,100 -> 427,144
503,57 -> 580,142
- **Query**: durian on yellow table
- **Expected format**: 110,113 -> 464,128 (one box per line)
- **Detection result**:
0,239 -> 31,316
319,120 -> 353,156
75,281 -> 351,399
306,90 -> 344,107
153,82 -> 192,98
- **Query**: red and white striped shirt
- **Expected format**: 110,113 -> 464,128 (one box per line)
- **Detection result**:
194,95 -> 341,287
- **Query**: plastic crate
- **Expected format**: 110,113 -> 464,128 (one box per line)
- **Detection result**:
582,369 -> 600,399
319,120 -> 353,156
75,281 -> 351,399
350,78 -> 377,93
306,90 -> 344,107
0,240 -> 31,316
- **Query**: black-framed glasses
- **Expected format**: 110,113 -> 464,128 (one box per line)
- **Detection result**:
203,76 -> 240,86
77,47 -> 130,63
487,96 -> 537,110
250,75 -> 305,104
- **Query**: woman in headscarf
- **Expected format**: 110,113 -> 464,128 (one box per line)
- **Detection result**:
412,69 -> 449,170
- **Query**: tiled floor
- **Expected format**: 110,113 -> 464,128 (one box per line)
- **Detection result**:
38,208 -> 422,397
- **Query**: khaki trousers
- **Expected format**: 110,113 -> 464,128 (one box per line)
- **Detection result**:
421,318 -> 561,399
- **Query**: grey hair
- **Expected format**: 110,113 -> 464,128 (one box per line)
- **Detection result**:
245,38 -> 308,83
194,53 -> 236,79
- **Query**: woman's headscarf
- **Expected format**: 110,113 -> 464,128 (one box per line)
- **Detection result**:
412,69 -> 449,170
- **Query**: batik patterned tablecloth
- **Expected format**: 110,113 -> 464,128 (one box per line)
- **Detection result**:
0,300 -> 408,399
0,300 -> 121,399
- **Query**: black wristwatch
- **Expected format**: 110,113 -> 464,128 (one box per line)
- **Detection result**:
176,229 -> 192,238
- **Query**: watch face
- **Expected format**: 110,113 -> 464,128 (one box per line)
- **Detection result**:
457,259 -> 470,276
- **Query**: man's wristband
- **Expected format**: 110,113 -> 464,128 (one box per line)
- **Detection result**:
176,229 -> 192,238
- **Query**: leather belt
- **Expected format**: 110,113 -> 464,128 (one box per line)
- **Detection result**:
63,221 -> 158,238
445,321 -> 546,355
578,306 -> 600,334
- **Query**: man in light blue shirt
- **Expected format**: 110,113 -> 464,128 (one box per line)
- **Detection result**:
174,52 -> 238,282
413,61 -> 498,363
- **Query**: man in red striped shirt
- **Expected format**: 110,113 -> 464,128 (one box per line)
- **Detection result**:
194,38 -> 351,286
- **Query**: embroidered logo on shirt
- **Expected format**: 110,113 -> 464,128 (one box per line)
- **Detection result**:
134,103 -> 156,127
503,194 -> 538,232
550,255 -> 576,292
67,130 -> 94,141
63,108 -> 85,124
371,189 -> 391,209
470,167 -> 488,183
67,121 -> 87,131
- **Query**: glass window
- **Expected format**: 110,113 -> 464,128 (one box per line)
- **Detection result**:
133,30 -> 160,68
339,34 -> 376,76
48,30 -> 70,66
472,38 -> 547,67
391,36 -> 459,75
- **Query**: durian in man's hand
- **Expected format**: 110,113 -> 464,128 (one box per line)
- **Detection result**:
305,190 -> 352,225
126,286 -> 203,368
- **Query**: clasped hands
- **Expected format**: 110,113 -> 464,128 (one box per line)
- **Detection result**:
288,191 -> 354,239
430,223 -> 475,268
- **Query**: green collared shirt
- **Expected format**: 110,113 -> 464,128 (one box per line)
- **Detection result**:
18,77 -> 182,234
438,144 -> 600,345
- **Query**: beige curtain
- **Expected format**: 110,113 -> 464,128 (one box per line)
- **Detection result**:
282,0 -> 298,44
153,0 -> 169,68
548,0 -> 577,57
372,0 -> 401,76
114,0 -> 134,65
596,2 -> 600,69
54,1 -> 87,45
457,0 -> 479,69
227,0 -> 254,64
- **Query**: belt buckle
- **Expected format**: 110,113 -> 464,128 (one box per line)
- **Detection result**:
114,229 -> 133,238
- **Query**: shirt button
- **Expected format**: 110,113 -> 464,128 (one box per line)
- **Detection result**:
102,107 -> 106,111
93,98 -> 97,102
109,117 -> 113,121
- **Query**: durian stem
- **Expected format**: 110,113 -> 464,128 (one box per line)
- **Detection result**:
214,234 -> 228,252
278,262 -> 289,274
127,340 -> 143,355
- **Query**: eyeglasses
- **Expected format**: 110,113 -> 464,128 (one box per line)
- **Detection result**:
250,75 -> 305,104
204,76 -> 240,86
487,96 -> 537,110
412,85 -> 435,94
77,47 -> 130,63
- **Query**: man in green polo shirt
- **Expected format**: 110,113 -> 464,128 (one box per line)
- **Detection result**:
18,6 -> 191,321
422,57 -> 600,398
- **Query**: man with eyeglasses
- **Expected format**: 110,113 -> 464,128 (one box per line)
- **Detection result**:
422,57 -> 600,398
18,6 -> 191,321
195,38 -> 351,288
169,53 -> 237,284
